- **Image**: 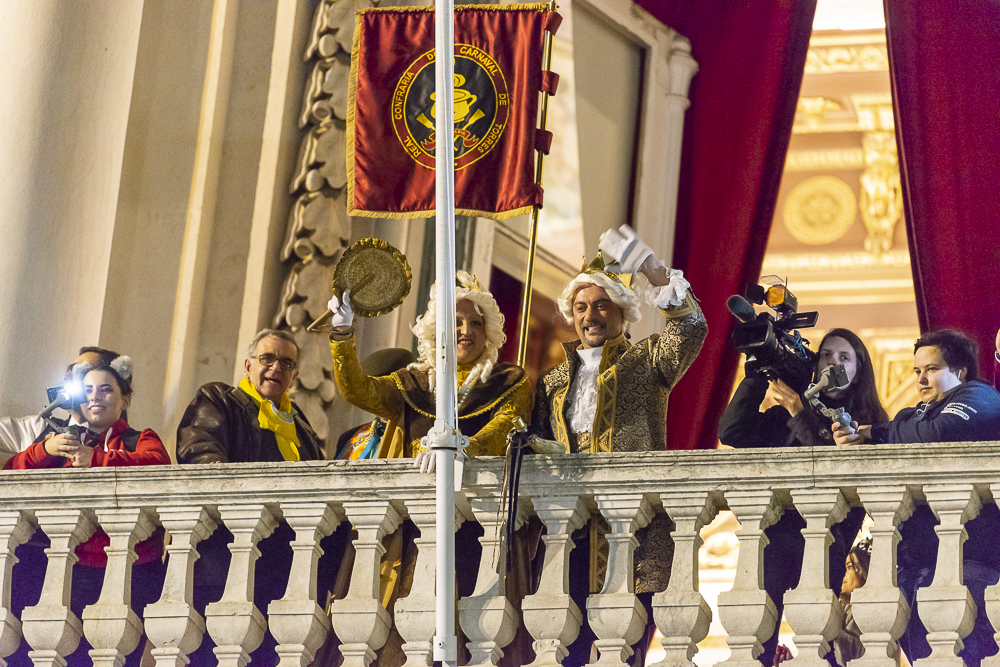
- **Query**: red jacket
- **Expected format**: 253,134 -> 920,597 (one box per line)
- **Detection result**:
4,418 -> 170,566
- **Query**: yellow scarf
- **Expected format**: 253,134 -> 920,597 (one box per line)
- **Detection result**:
239,376 -> 301,461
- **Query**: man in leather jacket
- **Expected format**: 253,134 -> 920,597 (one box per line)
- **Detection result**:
175,328 -> 326,666
176,328 -> 322,463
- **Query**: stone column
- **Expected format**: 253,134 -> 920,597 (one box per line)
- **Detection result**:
0,1 -> 145,418
458,495 -> 520,667
144,505 -> 219,667
204,504 -> 279,667
21,508 -> 97,667
268,502 -> 343,667
916,485 -> 979,666
782,489 -> 850,667
716,491 -> 783,667
585,493 -> 653,667
395,496 -> 463,667
329,500 -> 402,667
521,496 -> 590,667
82,508 -> 157,667
851,487 -> 913,667
0,510 -> 35,662
651,491 -> 720,667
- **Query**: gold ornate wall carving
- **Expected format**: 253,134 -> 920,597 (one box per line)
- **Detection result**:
805,37 -> 888,75
762,250 -> 910,273
785,149 -> 865,171
782,175 -> 857,245
859,131 -> 904,255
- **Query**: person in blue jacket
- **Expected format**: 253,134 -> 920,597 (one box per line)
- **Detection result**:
835,329 -> 1000,667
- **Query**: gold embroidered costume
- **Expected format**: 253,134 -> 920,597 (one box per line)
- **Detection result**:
532,290 -> 706,454
330,334 -> 530,457
532,290 -> 707,594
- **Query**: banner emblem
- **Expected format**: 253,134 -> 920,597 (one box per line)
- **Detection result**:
392,45 -> 510,170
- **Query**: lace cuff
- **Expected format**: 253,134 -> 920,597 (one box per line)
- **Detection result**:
634,258 -> 691,309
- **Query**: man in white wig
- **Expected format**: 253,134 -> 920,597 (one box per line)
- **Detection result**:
328,270 -> 531,469
532,224 -> 707,454
532,224 -> 707,667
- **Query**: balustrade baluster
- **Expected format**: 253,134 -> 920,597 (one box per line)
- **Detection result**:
329,499 -> 402,667
652,491 -> 721,667
850,486 -> 912,667
144,505 -> 219,667
982,485 -> 1000,667
81,507 -> 157,667
716,491 -> 783,667
395,496 -> 462,667
521,495 -> 590,667
269,501 -> 343,667
782,489 -> 850,667
0,510 -> 35,664
917,485 -> 980,666
458,494 -> 521,667
585,492 -> 653,667
204,504 -> 279,667
21,508 -> 97,667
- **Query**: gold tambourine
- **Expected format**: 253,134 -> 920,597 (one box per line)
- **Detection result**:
307,238 -> 412,332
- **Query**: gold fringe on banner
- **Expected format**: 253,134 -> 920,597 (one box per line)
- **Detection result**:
344,13 -> 364,219
357,4 -> 554,16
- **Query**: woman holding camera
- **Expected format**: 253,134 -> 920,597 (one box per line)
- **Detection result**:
5,357 -> 169,667
719,328 -> 888,667
719,327 -> 888,449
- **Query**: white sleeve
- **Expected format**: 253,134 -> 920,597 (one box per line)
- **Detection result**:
0,415 -> 46,459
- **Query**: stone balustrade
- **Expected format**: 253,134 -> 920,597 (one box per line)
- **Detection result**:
0,443 -> 997,667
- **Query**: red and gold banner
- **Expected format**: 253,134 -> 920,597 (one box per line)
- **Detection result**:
347,4 -> 560,220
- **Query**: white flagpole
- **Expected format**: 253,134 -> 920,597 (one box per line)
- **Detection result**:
432,0 -> 458,663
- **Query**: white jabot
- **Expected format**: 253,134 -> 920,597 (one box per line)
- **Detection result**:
568,346 -> 603,434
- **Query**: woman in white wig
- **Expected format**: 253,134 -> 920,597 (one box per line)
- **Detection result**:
327,270 -> 530,466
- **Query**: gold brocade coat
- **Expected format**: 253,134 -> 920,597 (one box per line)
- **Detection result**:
530,291 -> 707,594
330,335 -> 531,458
531,290 -> 707,454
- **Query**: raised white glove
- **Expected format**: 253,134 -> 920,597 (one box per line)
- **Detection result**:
414,424 -> 469,473
328,289 -> 354,328
598,225 -> 654,274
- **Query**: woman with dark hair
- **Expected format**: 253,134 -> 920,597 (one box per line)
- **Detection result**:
5,357 -> 169,667
835,329 -> 1000,667
719,328 -> 888,667
720,327 -> 888,450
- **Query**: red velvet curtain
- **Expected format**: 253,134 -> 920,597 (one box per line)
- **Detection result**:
633,0 -> 818,449
884,0 -> 1000,381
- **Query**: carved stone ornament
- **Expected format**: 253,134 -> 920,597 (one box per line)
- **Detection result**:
782,176 -> 857,245
273,0 -> 415,445
805,44 -> 889,74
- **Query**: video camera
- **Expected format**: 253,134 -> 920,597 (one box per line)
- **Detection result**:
726,277 -> 819,394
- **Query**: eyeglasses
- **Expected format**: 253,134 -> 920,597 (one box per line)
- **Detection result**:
252,353 -> 298,371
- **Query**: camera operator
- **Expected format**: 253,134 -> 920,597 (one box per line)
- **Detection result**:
0,346 -> 119,465
719,328 -> 888,667
720,328 -> 887,449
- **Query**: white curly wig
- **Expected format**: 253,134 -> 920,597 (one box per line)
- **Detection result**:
557,271 -> 642,326
410,270 -> 506,395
